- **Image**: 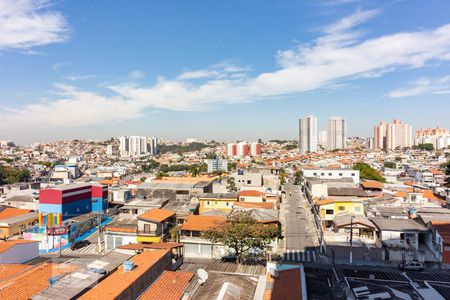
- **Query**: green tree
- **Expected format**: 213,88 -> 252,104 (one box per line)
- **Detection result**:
226,176 -> 237,192
203,211 -> 278,264
412,143 -> 434,151
278,168 -> 286,186
140,176 -> 147,182
443,161 -> 450,187
188,166 -> 200,177
169,225 -> 180,242
293,170 -> 302,185
353,162 -> 386,183
384,161 -> 397,169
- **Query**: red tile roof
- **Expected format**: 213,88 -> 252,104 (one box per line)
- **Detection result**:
180,215 -> 225,232
0,208 -> 32,220
139,271 -> 194,300
0,263 -> 78,300
264,268 -> 303,300
79,250 -> 170,300
0,264 -> 33,282
138,209 -> 176,222
239,190 -> 265,197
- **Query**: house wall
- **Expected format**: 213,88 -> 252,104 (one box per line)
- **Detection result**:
0,216 -> 38,238
105,233 -> 137,250
238,195 -> 264,202
380,230 -> 419,250
303,169 -> 360,184
310,182 -> 328,198
199,198 -> 236,213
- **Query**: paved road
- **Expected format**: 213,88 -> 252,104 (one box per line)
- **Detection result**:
280,182 -> 318,262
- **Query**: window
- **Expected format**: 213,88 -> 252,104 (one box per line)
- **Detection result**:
339,173 -> 343,176
354,207 -> 361,212
207,201 -> 210,205
241,197 -> 245,202
226,202 -> 229,206
247,180 -> 251,184
325,209 -> 334,215
313,173 -> 317,176
321,173 -> 325,176
328,173 -> 332,176
338,206 -> 345,211
351,173 -> 355,176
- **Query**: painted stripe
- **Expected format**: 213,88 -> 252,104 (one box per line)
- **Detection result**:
312,251 -> 316,261
306,251 -> 310,261
62,189 -> 92,197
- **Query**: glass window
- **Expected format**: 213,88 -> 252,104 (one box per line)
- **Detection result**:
338,206 -> 345,211
355,207 -> 361,212
313,173 -> 317,176
339,173 -> 343,176
325,209 -> 334,215
328,173 -> 332,176
184,243 -> 198,254
351,173 -> 355,176
321,173 -> 325,176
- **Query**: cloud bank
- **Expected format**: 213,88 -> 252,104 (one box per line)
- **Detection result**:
387,76 -> 450,98
2,9 -> 450,130
0,0 -> 69,50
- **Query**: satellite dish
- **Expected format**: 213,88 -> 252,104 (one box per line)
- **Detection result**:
197,268 -> 208,285
269,268 -> 279,279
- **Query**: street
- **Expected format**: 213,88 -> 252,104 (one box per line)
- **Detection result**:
280,182 -> 319,263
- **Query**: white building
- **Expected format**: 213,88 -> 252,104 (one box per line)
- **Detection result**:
206,158 -> 228,173
318,130 -> 327,149
302,168 -> 360,184
236,142 -> 249,157
106,144 -> 113,156
327,117 -> 347,150
298,115 -> 317,154
119,136 -> 158,157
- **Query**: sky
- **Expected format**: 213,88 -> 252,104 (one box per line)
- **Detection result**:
1,0 -> 450,145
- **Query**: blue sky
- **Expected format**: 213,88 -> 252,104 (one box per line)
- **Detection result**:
1,0 -> 450,144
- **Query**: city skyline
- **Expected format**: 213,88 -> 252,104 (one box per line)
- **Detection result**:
2,1 -> 450,144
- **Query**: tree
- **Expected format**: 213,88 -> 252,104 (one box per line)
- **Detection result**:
278,168 -> 286,186
169,225 -> 180,242
227,176 -> 237,192
140,176 -> 147,182
412,143 -> 434,151
203,211 -> 278,264
293,170 -> 302,185
384,161 -> 397,169
188,166 -> 200,177
353,162 -> 386,183
443,160 -> 450,187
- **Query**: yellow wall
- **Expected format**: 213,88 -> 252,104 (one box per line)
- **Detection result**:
199,198 -> 237,213
0,217 -> 37,239
319,201 -> 364,220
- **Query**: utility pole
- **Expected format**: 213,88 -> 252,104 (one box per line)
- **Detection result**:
350,216 -> 354,265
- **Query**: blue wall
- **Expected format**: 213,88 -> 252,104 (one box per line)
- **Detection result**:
39,198 -> 91,220
91,197 -> 107,213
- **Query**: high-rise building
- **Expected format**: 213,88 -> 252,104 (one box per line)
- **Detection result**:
119,136 -> 158,157
106,145 -> 113,156
250,142 -> 261,156
415,127 -> 450,149
237,142 -> 250,157
318,130 -> 327,148
327,117 -> 347,150
374,119 -> 412,150
298,115 -> 317,154
227,143 -> 237,157
206,158 -> 228,173
148,137 -> 159,155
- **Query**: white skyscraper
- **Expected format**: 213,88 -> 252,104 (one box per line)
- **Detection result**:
298,115 -> 317,154
119,136 -> 158,157
106,145 -> 113,156
327,117 -> 347,150
318,130 -> 327,148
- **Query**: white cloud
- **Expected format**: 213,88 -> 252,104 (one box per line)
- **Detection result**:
65,74 -> 96,81
0,0 -> 69,50
129,70 -> 146,78
3,9 -> 450,130
387,76 -> 450,98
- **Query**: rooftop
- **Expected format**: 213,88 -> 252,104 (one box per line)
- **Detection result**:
138,271 -> 194,300
0,240 -> 39,254
370,218 -> 428,232
181,215 -> 225,232
79,250 -> 170,300
138,208 -> 176,223
0,207 -> 32,220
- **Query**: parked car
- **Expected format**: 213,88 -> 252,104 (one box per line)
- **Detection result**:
70,240 -> 90,251
398,261 -> 423,271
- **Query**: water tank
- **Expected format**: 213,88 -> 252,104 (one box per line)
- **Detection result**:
123,261 -> 135,272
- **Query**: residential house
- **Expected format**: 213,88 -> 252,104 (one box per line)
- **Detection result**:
0,207 -> 38,239
198,193 -> 238,214
238,190 -> 265,202
0,240 -> 39,263
315,198 -> 365,227
180,215 -> 225,259
137,209 -> 176,243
